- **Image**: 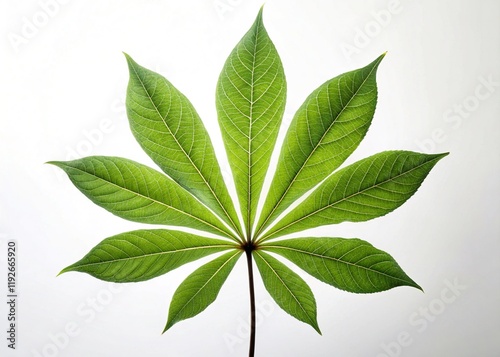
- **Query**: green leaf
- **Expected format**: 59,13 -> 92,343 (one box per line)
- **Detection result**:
256,54 -> 384,237
164,250 -> 242,332
262,237 -> 421,293
216,8 -> 286,236
253,250 -> 320,333
125,54 -> 243,238
262,151 -> 448,241
49,156 -> 236,239
60,229 -> 236,282
51,7 -> 449,352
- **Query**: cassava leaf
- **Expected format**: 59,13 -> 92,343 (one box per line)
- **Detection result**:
164,250 -> 242,332
125,54 -> 243,238
49,156 -> 237,240
255,54 -> 384,237
216,8 -> 286,236
261,151 -> 448,241
60,229 -> 236,282
253,250 -> 320,333
261,237 -> 420,293
52,7 -> 449,356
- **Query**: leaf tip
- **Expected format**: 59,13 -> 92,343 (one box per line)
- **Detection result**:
426,151 -> 449,165
413,282 -> 424,292
123,52 -> 139,73
57,266 -> 70,277
254,4 -> 265,26
46,161 -> 70,173
405,276 -> 423,292
122,51 -> 132,63
314,324 -> 322,335
162,321 -> 173,334
373,52 -> 387,68
45,160 -> 62,167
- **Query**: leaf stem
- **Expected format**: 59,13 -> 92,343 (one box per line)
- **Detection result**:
244,245 -> 256,357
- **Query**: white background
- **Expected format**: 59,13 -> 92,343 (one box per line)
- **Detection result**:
1,1 -> 499,356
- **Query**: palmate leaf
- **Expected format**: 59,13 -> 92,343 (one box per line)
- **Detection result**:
60,229 -> 236,282
164,250 -> 242,332
262,151 -> 448,241
49,156 -> 237,240
261,237 -> 420,293
52,7 -> 448,356
216,8 -> 286,236
255,53 -> 384,238
125,54 -> 243,238
253,250 -> 320,333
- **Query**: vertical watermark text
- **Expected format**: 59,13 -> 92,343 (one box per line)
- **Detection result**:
6,240 -> 18,350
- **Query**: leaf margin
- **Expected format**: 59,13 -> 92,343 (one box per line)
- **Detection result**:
253,249 -> 321,334
261,237 -> 422,293
47,156 -> 239,241
124,53 -> 244,239
255,53 -> 386,239
260,150 -> 449,241
163,249 -> 243,333
58,229 -> 237,283
216,7 -> 287,237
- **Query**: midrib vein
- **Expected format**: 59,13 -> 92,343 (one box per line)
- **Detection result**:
246,23 -> 259,240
